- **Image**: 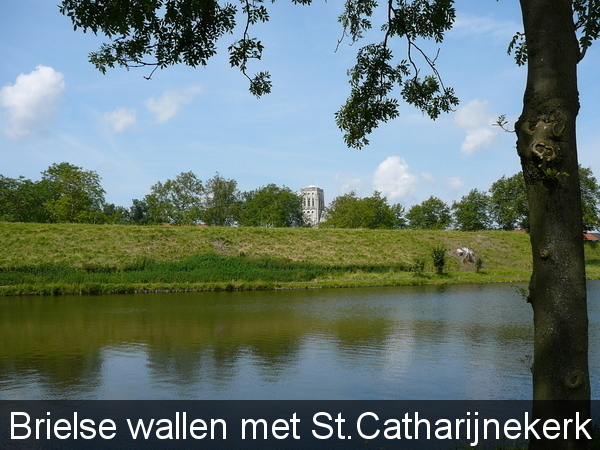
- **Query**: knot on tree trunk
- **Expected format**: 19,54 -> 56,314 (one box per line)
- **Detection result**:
519,116 -> 565,172
564,370 -> 584,389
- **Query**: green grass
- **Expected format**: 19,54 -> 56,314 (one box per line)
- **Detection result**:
2,222 -> 600,296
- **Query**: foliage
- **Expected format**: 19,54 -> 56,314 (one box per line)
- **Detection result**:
129,199 -> 151,225
5,162 -> 600,233
102,203 -> 130,225
475,256 -> 484,273
57,0 -> 461,147
202,173 -> 241,226
58,0 -> 600,149
145,171 -> 204,224
239,184 -> 305,227
41,162 -> 106,223
406,196 -> 451,230
0,252 -> 427,294
580,166 -> 600,231
0,175 -> 52,223
410,255 -> 426,276
431,244 -> 447,274
391,203 -> 407,229
59,0 -> 277,96
508,1 -> 600,65
488,167 -> 600,231
489,173 -> 529,230
322,191 -> 404,229
452,189 -> 492,231
335,0 -> 459,148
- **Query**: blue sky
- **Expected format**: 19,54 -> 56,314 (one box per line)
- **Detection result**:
1,0 -> 600,209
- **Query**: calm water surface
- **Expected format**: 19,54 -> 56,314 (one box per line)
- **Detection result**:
1,282 -> 599,400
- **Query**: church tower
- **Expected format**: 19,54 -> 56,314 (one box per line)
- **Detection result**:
300,185 -> 324,226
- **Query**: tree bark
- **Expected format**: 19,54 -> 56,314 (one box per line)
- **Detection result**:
517,1 -> 592,448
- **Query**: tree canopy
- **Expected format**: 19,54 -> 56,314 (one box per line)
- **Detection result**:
0,175 -> 51,223
145,171 -> 204,225
451,189 -> 491,232
239,184 -> 305,227
41,162 -> 106,223
489,173 -> 529,231
580,166 -> 600,231
406,195 -> 451,230
202,173 -> 241,226
322,191 -> 404,229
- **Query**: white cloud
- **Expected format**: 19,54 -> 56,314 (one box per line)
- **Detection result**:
0,65 -> 65,139
421,172 -> 435,184
454,99 -> 500,156
103,108 -> 137,133
373,156 -> 418,200
454,99 -> 490,129
335,173 -> 363,195
145,85 -> 202,123
446,176 -> 465,191
98,162 -> 117,173
461,128 -> 496,155
453,14 -> 519,41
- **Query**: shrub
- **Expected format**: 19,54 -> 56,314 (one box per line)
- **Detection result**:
410,256 -> 426,276
431,245 -> 447,274
476,256 -> 484,273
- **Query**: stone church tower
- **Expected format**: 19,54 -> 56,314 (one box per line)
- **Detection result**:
300,185 -> 324,226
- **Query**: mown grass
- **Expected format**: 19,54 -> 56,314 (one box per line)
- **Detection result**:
2,222 -> 600,296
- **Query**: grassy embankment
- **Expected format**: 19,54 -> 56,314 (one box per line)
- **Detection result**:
3,222 -> 600,296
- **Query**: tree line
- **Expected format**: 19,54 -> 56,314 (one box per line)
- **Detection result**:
323,166 -> 600,231
2,162 -> 600,230
0,163 -> 304,227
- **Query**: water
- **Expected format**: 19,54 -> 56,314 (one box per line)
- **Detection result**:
1,281 -> 599,400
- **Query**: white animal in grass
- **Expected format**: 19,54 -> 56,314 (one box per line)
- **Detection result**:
456,247 -> 475,262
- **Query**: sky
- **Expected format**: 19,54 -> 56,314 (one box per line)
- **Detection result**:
1,0 -> 600,210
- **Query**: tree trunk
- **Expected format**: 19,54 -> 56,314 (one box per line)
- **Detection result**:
517,1 -> 592,448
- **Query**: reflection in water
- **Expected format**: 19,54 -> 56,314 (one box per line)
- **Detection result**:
1,282 -> 599,400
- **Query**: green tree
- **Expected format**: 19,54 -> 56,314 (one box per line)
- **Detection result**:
321,191 -> 362,228
451,189 -> 491,231
145,171 -> 204,224
239,184 -> 305,227
0,175 -> 20,222
489,173 -> 529,230
406,196 -> 451,230
1,176 -> 50,223
41,162 -> 106,223
202,173 -> 240,226
323,191 -> 401,229
390,203 -> 407,229
362,192 -> 405,229
128,198 -> 151,225
489,166 -> 600,232
14,178 -> 53,223
579,166 -> 600,231
60,0 -> 600,444
102,203 -> 130,224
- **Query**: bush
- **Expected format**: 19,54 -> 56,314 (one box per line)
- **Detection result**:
476,256 -> 484,273
431,245 -> 447,274
410,256 -> 426,276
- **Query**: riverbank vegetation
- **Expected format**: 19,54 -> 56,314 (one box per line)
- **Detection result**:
3,222 -> 600,296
